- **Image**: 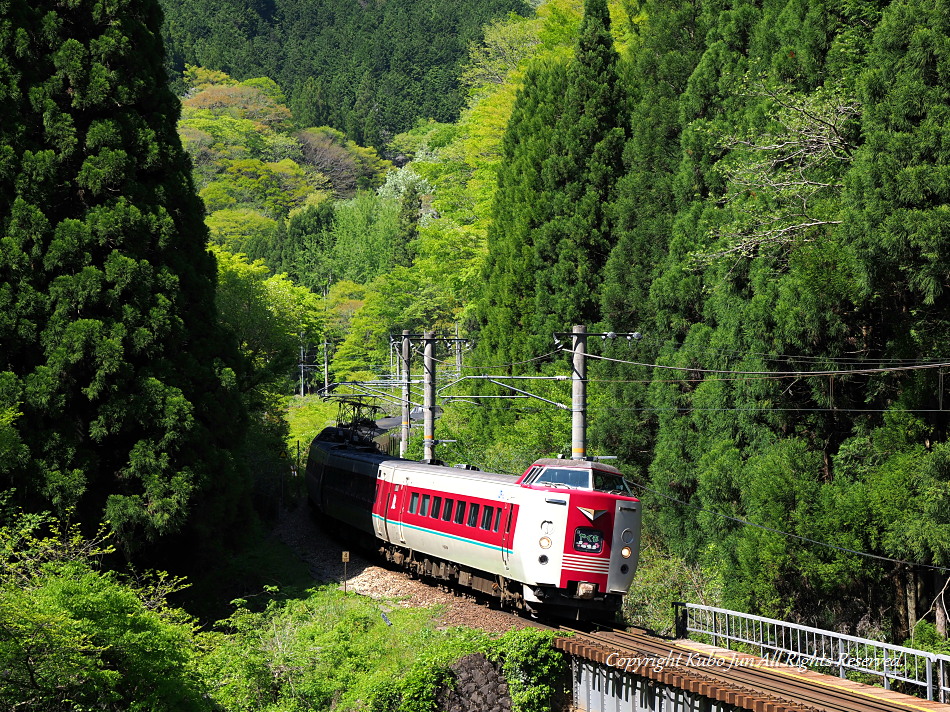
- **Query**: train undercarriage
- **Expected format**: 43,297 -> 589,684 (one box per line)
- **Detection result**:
377,540 -> 623,623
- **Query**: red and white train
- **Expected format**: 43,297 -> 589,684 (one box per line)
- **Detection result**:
306,427 -> 642,620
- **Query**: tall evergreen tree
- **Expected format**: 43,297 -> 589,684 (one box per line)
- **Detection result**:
0,0 -> 247,550
532,0 -> 627,339
476,62 -> 569,367
478,0 -> 626,365
596,0 -> 705,474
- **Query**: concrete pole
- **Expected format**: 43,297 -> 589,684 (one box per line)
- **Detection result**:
400,330 -> 411,458
423,331 -> 436,461
571,324 -> 587,460
299,336 -> 306,397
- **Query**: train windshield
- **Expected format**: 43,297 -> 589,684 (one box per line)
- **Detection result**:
529,467 -> 635,495
592,471 -> 634,496
533,468 -> 590,489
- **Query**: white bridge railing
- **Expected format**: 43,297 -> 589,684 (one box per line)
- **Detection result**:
673,602 -> 950,703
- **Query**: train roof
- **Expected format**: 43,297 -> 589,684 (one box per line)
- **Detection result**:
530,458 -> 623,475
382,460 -> 519,486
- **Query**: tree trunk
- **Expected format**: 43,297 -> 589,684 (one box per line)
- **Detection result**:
935,572 -> 949,638
906,567 -> 919,637
894,566 -> 909,640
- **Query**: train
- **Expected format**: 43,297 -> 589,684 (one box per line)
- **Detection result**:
305,426 -> 642,621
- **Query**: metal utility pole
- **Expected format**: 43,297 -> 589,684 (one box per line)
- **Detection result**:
423,331 -> 436,461
571,324 -> 587,460
400,330 -> 411,458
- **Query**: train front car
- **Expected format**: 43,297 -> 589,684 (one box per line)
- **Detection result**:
514,459 -> 641,621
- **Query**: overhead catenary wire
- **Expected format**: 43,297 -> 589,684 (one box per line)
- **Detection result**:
410,344 -> 565,371
628,480 -> 950,573
578,349 -> 950,378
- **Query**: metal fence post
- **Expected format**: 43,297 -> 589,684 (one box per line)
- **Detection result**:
673,602 -> 687,639
927,655 -> 934,701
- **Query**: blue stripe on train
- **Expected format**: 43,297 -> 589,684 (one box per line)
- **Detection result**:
372,513 -> 514,554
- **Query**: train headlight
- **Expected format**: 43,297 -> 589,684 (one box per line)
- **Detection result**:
539,536 -> 552,549
621,546 -> 633,559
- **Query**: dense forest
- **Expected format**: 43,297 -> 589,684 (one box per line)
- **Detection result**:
158,0 -> 531,147
333,0 -> 950,643
3,0 -> 950,706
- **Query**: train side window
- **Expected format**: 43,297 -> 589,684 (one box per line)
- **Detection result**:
409,492 -> 419,514
481,505 -> 494,530
421,494 -> 430,517
467,503 -> 480,528
442,498 -> 453,521
431,496 -> 442,519
493,508 -> 501,532
454,501 -> 466,524
504,508 -> 513,533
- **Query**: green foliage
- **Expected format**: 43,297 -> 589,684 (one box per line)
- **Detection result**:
488,628 -> 567,712
331,192 -> 403,284
0,402 -> 27,475
198,586 -> 466,711
206,208 -> 280,256
0,507 -> 209,711
622,534 -> 723,636
202,158 -> 323,218
905,621 -> 950,656
297,127 -> 392,198
0,0 -> 247,549
477,0 -> 626,367
160,0 -> 532,147
285,396 -> 337,458
194,583 -> 568,712
213,247 -> 323,398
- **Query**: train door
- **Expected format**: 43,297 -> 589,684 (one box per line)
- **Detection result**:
375,464 -> 396,541
501,502 -> 513,570
394,473 -> 411,544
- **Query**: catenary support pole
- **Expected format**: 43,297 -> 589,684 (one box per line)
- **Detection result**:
423,331 -> 436,461
400,330 -> 411,458
571,324 -> 587,460
299,335 -> 306,396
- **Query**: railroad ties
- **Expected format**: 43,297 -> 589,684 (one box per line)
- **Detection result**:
557,627 -> 950,712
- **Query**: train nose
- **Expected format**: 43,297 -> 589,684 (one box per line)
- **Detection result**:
607,501 -> 641,593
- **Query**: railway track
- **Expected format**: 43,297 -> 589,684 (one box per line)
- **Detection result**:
554,626 -> 950,712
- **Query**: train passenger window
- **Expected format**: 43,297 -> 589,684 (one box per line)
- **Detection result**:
493,508 -> 501,532
409,492 -> 419,514
442,499 -> 454,520
431,496 -> 442,518
481,506 -> 494,530
421,494 -> 430,517
454,501 -> 466,524
467,503 -> 480,527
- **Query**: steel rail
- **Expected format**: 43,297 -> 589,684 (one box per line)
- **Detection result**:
556,626 -> 946,712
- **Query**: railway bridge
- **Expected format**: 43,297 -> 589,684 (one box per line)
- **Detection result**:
561,603 -> 950,712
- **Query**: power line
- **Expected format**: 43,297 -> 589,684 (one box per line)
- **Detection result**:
581,350 -> 950,378
431,348 -> 565,371
628,480 -> 950,573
